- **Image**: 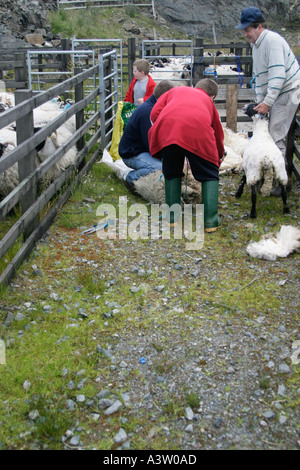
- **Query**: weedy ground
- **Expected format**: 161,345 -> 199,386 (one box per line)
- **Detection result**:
0,157 -> 299,450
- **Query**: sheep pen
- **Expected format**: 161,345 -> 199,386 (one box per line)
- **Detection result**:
0,93 -> 78,200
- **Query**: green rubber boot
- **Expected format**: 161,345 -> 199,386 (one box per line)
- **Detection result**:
165,177 -> 182,224
202,180 -> 222,232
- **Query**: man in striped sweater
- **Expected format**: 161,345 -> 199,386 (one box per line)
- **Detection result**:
236,7 -> 300,182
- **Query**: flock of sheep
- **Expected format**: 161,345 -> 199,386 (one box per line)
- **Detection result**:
0,93 -> 77,197
148,52 -> 245,86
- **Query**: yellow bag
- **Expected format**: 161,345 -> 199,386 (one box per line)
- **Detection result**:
109,101 -> 124,161
109,101 -> 137,161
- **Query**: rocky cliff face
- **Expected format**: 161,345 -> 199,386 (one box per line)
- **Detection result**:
0,0 -> 58,48
155,0 -> 300,38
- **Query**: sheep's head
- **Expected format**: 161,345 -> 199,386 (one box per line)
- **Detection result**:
243,103 -> 258,117
0,103 -> 9,113
0,143 -> 7,157
243,103 -> 269,121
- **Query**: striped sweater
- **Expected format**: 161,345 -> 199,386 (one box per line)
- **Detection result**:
252,29 -> 300,107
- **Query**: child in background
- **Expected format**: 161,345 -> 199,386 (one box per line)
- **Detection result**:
124,59 -> 156,106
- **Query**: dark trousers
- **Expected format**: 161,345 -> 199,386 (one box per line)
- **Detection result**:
161,144 -> 219,181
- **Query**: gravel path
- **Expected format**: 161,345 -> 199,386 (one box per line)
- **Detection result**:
1,173 -> 299,451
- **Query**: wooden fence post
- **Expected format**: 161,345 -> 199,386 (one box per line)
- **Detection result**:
15,89 -> 39,239
226,84 -> 238,132
14,53 -> 27,89
193,38 -> 204,86
61,38 -> 71,71
128,37 -> 136,85
38,54 -> 43,74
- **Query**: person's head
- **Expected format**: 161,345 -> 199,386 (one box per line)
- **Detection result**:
195,78 -> 218,100
153,80 -> 175,99
235,7 -> 266,43
133,59 -> 151,81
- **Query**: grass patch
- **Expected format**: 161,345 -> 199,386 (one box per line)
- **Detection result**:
0,157 -> 299,449
49,7 -> 184,41
184,391 -> 200,410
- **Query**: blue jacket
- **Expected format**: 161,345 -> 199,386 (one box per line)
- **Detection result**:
119,94 -> 156,158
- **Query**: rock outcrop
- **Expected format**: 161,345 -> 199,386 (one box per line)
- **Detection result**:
0,0 -> 58,48
155,0 -> 300,38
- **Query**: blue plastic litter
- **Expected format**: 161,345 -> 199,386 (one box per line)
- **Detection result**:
234,55 -> 243,87
80,218 -> 115,235
204,67 -> 218,79
250,76 -> 256,90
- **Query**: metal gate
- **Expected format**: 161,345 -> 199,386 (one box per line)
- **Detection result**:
27,49 -> 96,92
72,38 -> 123,98
99,49 -> 119,148
57,0 -> 156,19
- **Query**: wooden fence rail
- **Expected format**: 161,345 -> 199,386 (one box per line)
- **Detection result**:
0,52 -> 118,287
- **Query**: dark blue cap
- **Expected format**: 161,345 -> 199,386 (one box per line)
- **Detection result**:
235,7 -> 266,29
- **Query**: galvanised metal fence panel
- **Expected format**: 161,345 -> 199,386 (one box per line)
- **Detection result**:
98,49 -> 119,148
72,38 -> 123,99
27,49 -> 95,92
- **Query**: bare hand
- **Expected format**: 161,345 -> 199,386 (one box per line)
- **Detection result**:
137,98 -> 144,106
254,102 -> 270,115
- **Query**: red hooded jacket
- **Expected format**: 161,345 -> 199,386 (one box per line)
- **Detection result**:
148,86 -> 224,167
124,75 -> 156,104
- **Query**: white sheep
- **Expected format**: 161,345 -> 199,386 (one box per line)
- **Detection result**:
33,98 -> 76,134
0,96 -> 78,198
33,98 -> 77,181
150,54 -> 243,87
0,92 -> 15,112
36,123 -> 77,182
150,57 -> 191,86
133,164 -> 202,205
0,126 -> 19,197
235,113 -> 289,218
100,149 -> 202,205
220,127 -> 249,174
203,52 -> 245,79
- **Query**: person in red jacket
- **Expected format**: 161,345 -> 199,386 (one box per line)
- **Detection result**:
148,78 -> 224,231
124,59 -> 156,106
